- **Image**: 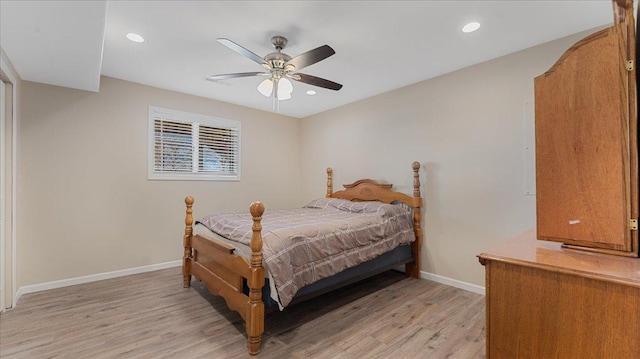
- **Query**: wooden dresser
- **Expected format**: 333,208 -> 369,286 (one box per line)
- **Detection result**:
478,230 -> 640,359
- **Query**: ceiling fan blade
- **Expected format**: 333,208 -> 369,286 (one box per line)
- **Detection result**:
206,72 -> 269,81
292,73 -> 343,91
217,38 -> 268,66
285,45 -> 335,71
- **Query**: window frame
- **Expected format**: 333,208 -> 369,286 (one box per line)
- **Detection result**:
148,106 -> 241,181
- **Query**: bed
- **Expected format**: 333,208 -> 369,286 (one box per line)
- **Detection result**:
182,162 -> 423,355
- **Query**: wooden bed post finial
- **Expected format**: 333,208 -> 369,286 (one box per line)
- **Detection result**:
326,167 -> 333,198
412,161 -> 421,199
183,196 -> 194,288
248,201 -> 265,355
249,201 -> 265,266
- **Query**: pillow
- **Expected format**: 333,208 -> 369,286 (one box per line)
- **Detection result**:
303,198 -> 410,218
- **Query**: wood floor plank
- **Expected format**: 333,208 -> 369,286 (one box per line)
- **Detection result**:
0,267 -> 485,358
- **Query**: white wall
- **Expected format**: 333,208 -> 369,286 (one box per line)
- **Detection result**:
300,30 -> 593,287
17,76 -> 302,287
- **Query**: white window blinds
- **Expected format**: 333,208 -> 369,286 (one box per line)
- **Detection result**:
198,124 -> 240,175
153,120 -> 193,173
149,107 -> 241,180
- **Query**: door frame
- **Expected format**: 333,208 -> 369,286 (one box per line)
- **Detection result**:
1,52 -> 18,310
1,76 -> 5,311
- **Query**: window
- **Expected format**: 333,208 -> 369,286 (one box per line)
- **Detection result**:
148,106 -> 240,180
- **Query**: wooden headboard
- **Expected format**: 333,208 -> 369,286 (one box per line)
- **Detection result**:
325,161 -> 421,209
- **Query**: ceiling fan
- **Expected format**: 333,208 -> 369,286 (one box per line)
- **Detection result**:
207,36 -> 343,107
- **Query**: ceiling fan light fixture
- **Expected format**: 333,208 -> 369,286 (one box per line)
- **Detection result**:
257,77 -> 293,101
277,77 -> 293,100
257,78 -> 273,97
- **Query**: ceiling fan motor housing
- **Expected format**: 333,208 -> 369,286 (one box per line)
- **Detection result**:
265,52 -> 291,70
265,36 -> 292,70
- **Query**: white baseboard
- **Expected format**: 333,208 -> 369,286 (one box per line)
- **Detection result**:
420,270 -> 485,295
393,265 -> 485,295
15,260 -> 182,302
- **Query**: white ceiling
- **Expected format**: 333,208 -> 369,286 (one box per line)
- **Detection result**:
1,1 -> 615,118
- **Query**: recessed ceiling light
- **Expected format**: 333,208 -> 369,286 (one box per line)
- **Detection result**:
126,32 -> 145,43
462,22 -> 481,33
306,90 -> 317,96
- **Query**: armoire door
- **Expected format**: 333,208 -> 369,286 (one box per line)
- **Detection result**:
534,0 -> 638,256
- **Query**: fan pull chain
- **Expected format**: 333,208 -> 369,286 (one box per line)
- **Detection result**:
274,79 -> 279,113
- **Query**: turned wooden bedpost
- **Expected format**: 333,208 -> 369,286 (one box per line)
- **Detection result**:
326,167 -> 333,198
406,162 -> 422,278
183,196 -> 194,288
247,201 -> 265,355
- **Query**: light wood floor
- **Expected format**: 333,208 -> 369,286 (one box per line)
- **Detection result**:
0,267 -> 485,358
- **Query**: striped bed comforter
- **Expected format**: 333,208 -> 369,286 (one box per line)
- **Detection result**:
196,198 -> 415,307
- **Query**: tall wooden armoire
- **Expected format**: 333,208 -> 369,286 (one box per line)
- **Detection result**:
478,1 -> 640,358
535,0 -> 638,256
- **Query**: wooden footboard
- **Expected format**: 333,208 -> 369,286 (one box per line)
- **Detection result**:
183,197 -> 265,355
